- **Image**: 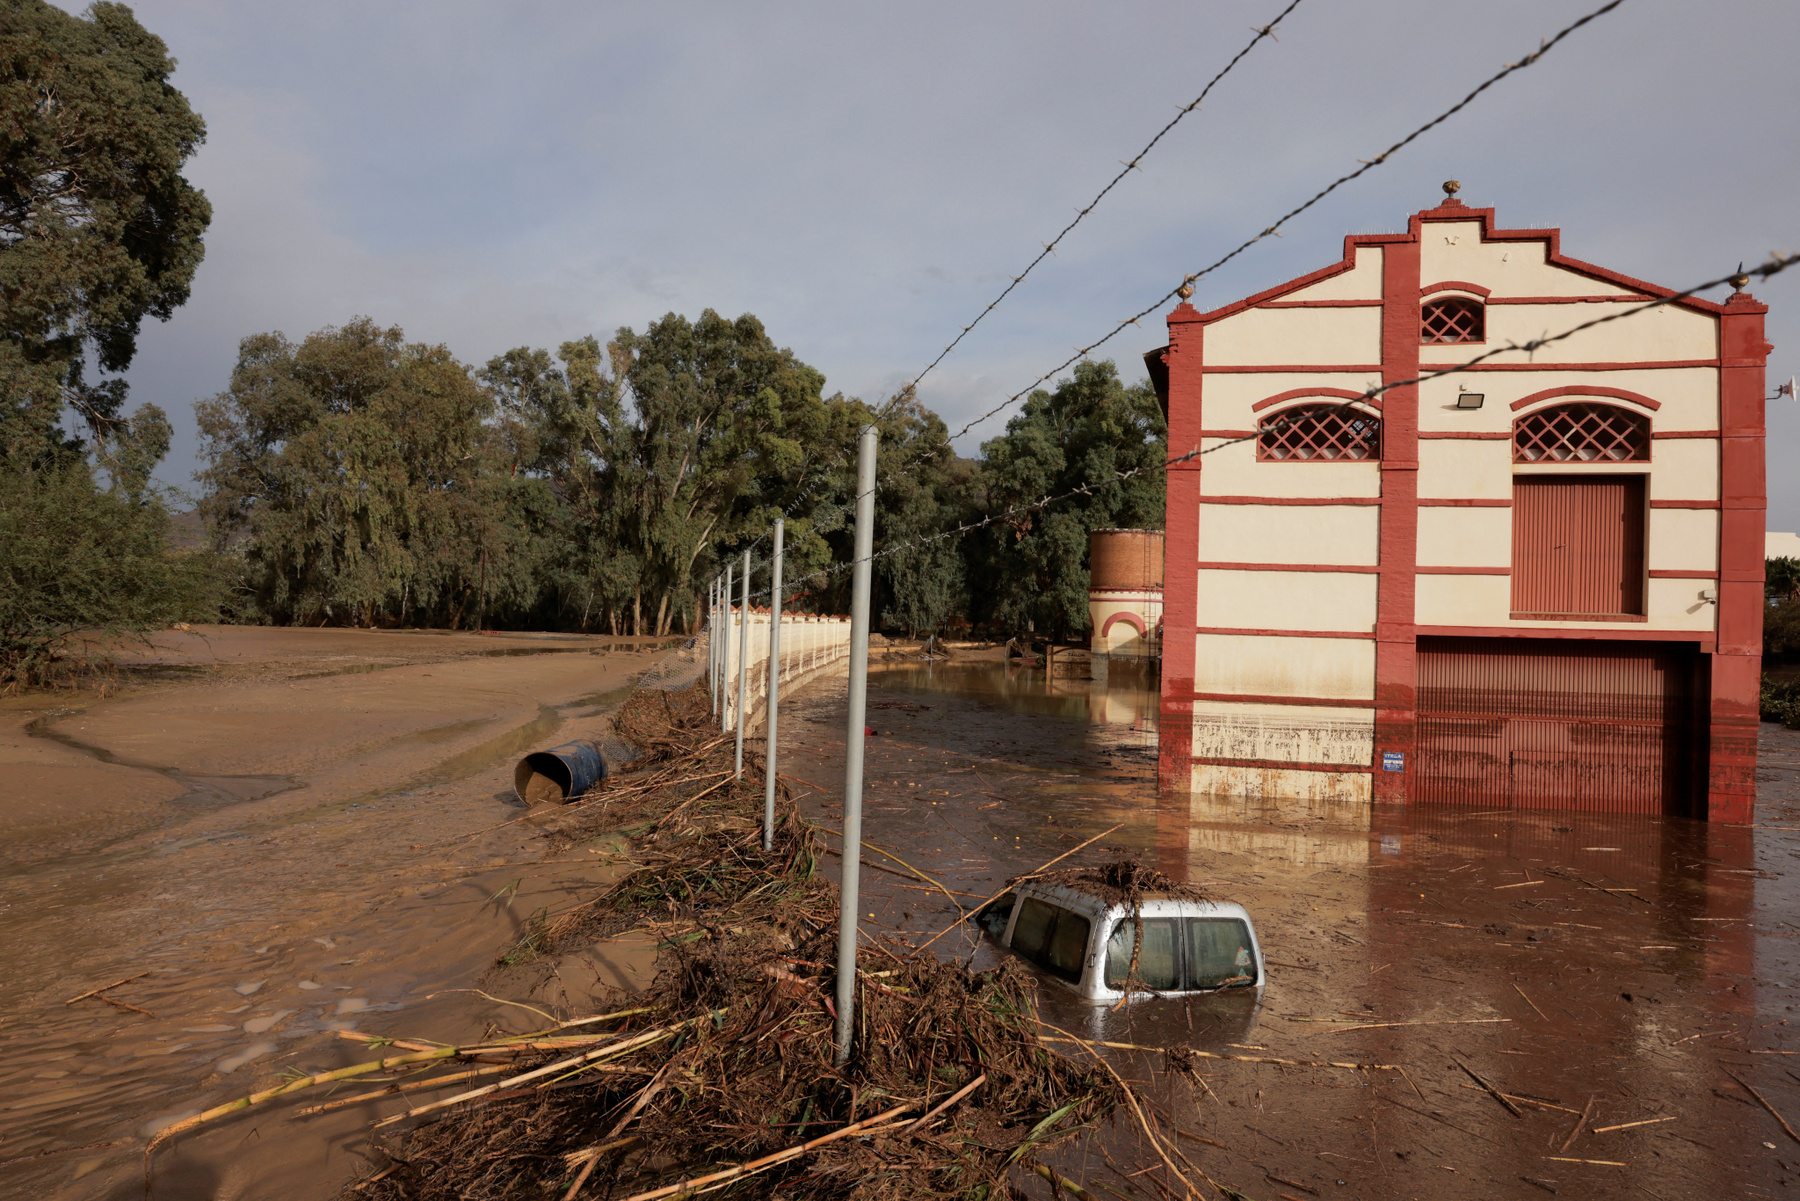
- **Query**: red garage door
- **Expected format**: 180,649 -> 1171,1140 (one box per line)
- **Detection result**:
1415,637 -> 1699,815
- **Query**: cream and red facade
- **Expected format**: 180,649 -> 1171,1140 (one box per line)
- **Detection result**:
1151,193 -> 1770,820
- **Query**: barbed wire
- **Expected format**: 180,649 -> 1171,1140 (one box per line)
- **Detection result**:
742,247 -> 1795,607
908,0 -> 1304,394
937,0 -> 1628,451
734,8 -> 1304,561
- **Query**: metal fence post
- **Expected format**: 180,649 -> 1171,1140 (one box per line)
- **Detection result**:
834,424 -> 878,1066
709,576 -> 718,716
763,519 -> 784,852
720,563 -> 732,732
735,548 -> 751,778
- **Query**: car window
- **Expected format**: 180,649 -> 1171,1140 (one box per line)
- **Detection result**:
1010,898 -> 1090,984
1104,916 -> 1180,991
1010,898 -> 1056,961
1186,918 -> 1257,989
976,891 -> 1016,937
1045,911 -> 1091,983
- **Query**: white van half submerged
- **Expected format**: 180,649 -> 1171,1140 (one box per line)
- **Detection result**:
978,881 -> 1265,1004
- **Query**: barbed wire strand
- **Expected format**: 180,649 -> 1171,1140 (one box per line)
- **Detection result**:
737,4 -> 1305,559
746,248 -> 1794,607
909,0 -> 1305,394
938,0 -> 1628,451
731,0 -> 1623,583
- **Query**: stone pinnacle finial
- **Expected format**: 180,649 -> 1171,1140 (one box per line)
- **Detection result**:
1443,180 -> 1461,198
1176,274 -> 1195,301
1729,262 -> 1750,293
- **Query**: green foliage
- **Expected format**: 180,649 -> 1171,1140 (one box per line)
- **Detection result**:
0,0 -> 210,470
481,310 -> 850,635
871,393 -> 974,636
0,2 -> 212,685
1761,675 -> 1800,731
0,460 -> 214,685
1768,556 -> 1800,602
966,360 -> 1165,638
196,319 -> 555,627
193,316 -> 1166,641
799,389 -> 973,636
1767,596 -> 1800,663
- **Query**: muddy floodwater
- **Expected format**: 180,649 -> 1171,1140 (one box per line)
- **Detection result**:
6,635 -> 1800,1199
780,655 -> 1800,1200
0,627 -> 667,1200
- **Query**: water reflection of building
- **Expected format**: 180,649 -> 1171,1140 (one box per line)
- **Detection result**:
1088,529 -> 1163,661
1145,184 -> 1769,819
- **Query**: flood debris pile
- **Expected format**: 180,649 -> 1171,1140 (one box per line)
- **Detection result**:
1027,861 -> 1212,909
348,679 -> 1122,1199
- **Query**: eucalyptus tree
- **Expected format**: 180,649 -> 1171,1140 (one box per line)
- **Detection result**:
0,1 -> 214,682
197,319 -> 551,627
487,310 -> 842,636
0,0 -> 210,471
967,359 -> 1165,640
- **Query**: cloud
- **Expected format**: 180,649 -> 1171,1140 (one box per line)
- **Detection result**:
108,0 -> 1800,523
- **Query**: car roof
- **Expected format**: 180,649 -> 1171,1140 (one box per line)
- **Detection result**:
1016,881 -> 1253,924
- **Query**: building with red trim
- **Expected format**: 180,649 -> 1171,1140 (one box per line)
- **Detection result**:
1147,185 -> 1770,820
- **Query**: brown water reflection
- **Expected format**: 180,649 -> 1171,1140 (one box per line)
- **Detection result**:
783,658 -> 1800,1199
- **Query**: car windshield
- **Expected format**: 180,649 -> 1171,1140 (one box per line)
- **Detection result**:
1010,897 -> 1091,984
1104,916 -> 1180,991
1188,917 -> 1257,989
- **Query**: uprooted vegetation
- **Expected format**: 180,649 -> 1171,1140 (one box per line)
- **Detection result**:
350,679 -> 1124,1199
144,675 -> 1392,1199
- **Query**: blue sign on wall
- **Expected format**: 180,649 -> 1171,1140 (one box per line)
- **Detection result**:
1382,751 -> 1405,772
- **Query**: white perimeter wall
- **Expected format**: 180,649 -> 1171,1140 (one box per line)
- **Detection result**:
716,611 -> 854,732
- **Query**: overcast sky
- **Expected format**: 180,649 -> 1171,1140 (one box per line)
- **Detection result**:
100,0 -> 1800,526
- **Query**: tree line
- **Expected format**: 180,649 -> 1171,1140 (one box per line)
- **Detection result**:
0,0 -> 1165,685
194,314 -> 1166,640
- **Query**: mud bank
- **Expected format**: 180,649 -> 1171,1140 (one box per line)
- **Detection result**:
0,627 -> 664,1200
773,658 -> 1800,1200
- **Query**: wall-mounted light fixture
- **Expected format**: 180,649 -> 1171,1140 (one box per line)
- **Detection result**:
1700,588 -> 1719,605
1454,392 -> 1485,410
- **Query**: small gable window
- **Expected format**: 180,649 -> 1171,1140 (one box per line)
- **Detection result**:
1258,403 -> 1381,462
1421,295 -> 1484,344
1514,402 -> 1650,463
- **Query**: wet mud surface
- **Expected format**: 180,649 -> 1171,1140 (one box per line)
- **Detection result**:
776,656 -> 1800,1200
9,635 -> 1800,1200
0,627 -> 665,1200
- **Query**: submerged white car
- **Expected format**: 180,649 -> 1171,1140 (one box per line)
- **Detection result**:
979,880 -> 1265,1004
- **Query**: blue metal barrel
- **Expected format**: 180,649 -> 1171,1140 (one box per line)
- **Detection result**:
513,739 -> 607,804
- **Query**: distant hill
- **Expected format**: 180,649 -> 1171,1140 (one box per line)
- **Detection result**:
166,509 -> 208,551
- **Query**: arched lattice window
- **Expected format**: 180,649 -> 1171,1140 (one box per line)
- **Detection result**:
1421,295 -> 1484,343
1513,402 -> 1650,462
1258,404 -> 1381,461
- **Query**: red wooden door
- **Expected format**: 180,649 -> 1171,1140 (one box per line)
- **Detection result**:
1511,475 -> 1646,617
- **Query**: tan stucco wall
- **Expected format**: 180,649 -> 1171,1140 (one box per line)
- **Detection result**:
1200,441 -> 1382,498
1417,507 -> 1511,568
1418,222 -> 1638,297
1193,632 -> 1374,700
1196,503 -> 1380,566
1648,508 -> 1720,572
1196,568 -> 1377,632
1190,762 -> 1372,804
1283,244 -> 1385,302
1417,440 -> 1514,501
1192,701 -> 1374,765
1415,368 -> 1720,434
1202,306 -> 1383,367
1199,371 -> 1383,429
